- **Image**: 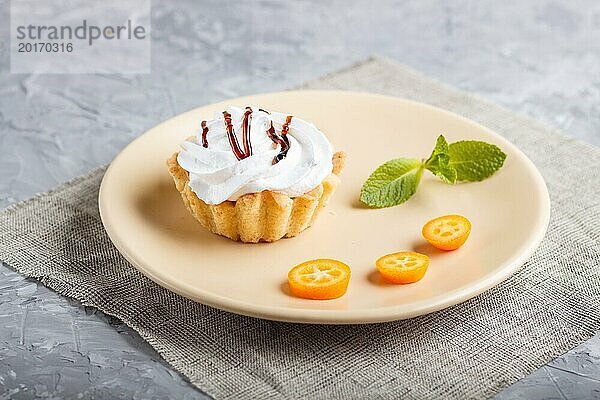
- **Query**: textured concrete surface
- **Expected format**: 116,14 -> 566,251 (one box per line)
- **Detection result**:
1,0 -> 599,398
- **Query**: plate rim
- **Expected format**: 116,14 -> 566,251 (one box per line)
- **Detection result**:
99,90 -> 551,324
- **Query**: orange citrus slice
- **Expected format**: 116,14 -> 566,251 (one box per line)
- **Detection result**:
375,251 -> 430,284
288,259 -> 351,300
422,214 -> 471,251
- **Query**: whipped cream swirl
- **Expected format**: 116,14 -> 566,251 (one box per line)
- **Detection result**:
177,106 -> 334,204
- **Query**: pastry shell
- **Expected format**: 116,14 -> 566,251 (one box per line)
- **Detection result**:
167,151 -> 346,243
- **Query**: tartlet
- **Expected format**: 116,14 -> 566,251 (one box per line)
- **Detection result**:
167,106 -> 345,243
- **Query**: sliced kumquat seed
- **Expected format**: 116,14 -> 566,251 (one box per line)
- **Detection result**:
375,251 -> 429,284
422,214 -> 471,251
288,259 -> 351,300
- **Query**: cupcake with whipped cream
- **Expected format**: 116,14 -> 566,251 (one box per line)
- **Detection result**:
167,106 -> 345,243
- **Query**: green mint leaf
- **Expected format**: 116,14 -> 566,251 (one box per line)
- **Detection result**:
424,135 -> 457,184
430,164 -> 457,184
360,158 -> 423,208
448,140 -> 507,181
431,135 -> 449,158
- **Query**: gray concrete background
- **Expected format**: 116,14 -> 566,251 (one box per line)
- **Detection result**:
1,0 -> 599,398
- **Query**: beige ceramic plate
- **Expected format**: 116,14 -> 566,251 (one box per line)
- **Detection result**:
99,91 -> 550,324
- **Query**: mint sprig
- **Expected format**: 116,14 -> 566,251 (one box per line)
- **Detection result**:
360,135 -> 507,208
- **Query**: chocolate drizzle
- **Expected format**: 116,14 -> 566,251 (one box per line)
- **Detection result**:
273,115 -> 292,164
281,115 -> 293,135
241,107 -> 253,157
201,107 -> 292,164
201,120 -> 209,148
260,109 -> 293,164
223,111 -> 246,160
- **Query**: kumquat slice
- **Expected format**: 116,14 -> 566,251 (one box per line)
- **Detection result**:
375,252 -> 430,284
422,214 -> 472,251
288,259 -> 351,300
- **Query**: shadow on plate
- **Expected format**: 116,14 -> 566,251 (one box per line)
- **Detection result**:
133,174 -> 208,240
